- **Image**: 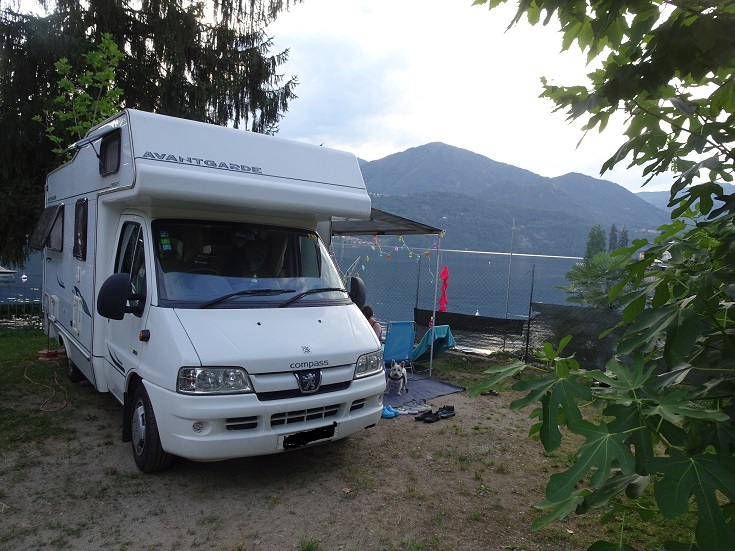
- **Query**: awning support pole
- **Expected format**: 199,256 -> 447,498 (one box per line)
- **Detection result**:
429,232 -> 442,378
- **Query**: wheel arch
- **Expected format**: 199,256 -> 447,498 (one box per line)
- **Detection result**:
122,373 -> 143,442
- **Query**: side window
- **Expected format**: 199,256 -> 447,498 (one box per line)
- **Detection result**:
29,204 -> 64,251
115,222 -> 146,313
73,199 -> 88,260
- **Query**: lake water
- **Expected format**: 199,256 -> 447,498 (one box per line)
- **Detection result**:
0,251 -> 43,304
331,240 -> 582,353
4,244 -> 584,355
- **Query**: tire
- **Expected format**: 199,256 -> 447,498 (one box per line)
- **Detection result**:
67,357 -> 84,383
62,341 -> 84,383
130,383 -> 173,472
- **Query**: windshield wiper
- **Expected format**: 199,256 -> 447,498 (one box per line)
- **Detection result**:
278,287 -> 347,308
200,288 -> 295,309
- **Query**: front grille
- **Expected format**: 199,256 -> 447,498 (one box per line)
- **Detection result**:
350,398 -> 366,412
225,416 -> 258,430
271,404 -> 340,427
257,381 -> 350,401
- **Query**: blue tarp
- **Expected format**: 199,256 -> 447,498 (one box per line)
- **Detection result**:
382,376 -> 464,408
411,325 -> 456,363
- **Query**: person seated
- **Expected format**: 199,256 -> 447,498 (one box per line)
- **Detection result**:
362,305 -> 382,340
244,239 -> 271,279
224,234 -> 271,279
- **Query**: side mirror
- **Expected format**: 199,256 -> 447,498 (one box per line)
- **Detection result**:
97,272 -> 133,320
349,276 -> 366,309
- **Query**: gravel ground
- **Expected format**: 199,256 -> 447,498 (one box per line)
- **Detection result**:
1,350 -> 600,551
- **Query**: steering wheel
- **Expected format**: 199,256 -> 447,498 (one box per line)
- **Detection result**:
187,267 -> 220,276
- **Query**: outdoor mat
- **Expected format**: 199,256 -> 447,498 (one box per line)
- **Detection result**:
382,375 -> 465,408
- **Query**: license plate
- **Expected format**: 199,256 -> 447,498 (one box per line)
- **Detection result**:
282,423 -> 336,450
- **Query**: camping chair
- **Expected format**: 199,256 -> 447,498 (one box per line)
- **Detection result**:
383,321 -> 416,375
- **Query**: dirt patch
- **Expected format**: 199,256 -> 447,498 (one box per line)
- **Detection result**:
1,353 -> 602,551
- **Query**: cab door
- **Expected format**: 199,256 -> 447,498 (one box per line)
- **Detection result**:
103,216 -> 150,402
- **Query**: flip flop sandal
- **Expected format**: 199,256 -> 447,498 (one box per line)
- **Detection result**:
414,410 -> 434,421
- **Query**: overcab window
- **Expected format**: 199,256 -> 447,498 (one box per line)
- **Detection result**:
99,128 -> 121,176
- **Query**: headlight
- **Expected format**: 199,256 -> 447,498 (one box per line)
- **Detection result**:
354,350 -> 384,378
178,367 -> 254,394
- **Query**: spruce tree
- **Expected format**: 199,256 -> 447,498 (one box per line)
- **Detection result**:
584,224 -> 606,259
608,224 -> 618,252
0,1 -> 299,264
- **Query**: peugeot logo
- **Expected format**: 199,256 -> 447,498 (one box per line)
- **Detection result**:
295,370 -> 321,393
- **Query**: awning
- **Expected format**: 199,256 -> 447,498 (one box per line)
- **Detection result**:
329,207 -> 445,377
330,208 -> 442,237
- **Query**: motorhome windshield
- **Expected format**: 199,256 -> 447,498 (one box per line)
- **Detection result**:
152,220 -> 346,308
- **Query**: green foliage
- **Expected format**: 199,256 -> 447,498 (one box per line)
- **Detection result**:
472,1 -> 735,549
32,34 -> 124,154
471,342 -> 734,550
560,251 -> 631,308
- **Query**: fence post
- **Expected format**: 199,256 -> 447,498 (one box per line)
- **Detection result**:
525,264 -> 536,362
414,254 -> 421,310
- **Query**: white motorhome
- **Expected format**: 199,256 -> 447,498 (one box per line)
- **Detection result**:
30,109 -> 385,472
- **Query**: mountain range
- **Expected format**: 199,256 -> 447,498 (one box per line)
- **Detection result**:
637,183 -> 735,212
357,142 -> 671,256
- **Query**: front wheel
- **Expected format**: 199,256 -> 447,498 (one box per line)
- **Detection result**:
131,383 -> 173,472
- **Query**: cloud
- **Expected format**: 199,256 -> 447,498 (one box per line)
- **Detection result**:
268,0 -> 673,192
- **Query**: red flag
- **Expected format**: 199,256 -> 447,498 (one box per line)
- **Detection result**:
438,265 -> 449,312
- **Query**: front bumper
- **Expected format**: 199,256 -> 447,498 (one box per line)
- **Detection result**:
143,373 -> 385,461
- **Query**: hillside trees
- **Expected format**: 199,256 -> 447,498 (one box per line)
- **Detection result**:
472,1 -> 735,549
0,0 -> 299,265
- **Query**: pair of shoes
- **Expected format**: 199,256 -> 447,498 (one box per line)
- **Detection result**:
436,405 -> 455,419
417,405 -> 456,423
394,406 -> 418,415
422,412 -> 442,423
404,399 -> 431,412
381,406 -> 399,419
414,410 -> 434,421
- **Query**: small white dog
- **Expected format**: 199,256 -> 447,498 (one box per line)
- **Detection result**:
386,360 -> 408,396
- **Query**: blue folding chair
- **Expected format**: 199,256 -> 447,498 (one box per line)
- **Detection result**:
383,321 -> 416,374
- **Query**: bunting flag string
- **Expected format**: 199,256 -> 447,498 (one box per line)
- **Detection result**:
330,232 -> 446,283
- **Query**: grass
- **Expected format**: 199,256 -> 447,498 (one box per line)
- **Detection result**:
298,538 -> 323,551
0,331 -> 72,469
0,329 -> 698,551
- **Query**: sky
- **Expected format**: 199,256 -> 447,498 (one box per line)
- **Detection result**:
267,0 -> 674,193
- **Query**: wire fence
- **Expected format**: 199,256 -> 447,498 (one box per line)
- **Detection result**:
3,241 -> 624,370
0,283 -> 43,330
332,239 -> 622,370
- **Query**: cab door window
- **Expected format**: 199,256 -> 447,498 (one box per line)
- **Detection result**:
115,222 -> 146,313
